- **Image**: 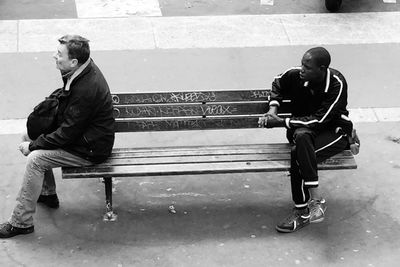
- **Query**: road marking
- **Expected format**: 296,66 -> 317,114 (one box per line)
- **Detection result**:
1,11 -> 400,52
75,0 -> 162,18
0,20 -> 18,53
383,0 -> 396,3
374,107 -> 400,122
0,107 -> 398,135
260,0 -> 274,5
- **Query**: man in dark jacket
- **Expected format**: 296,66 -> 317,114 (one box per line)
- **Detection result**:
0,35 -> 115,238
258,47 -> 354,233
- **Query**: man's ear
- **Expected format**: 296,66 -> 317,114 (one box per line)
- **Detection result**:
70,58 -> 79,68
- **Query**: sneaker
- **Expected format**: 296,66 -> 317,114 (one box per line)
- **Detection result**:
276,208 -> 310,233
0,222 -> 34,238
37,194 -> 59,209
309,198 -> 327,223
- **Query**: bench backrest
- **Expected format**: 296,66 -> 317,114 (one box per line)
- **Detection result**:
112,90 -> 290,132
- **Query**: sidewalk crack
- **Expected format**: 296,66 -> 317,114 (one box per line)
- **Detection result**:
279,17 -> 292,45
149,18 -> 158,49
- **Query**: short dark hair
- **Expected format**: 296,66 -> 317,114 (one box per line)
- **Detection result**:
58,35 -> 90,64
306,47 -> 331,68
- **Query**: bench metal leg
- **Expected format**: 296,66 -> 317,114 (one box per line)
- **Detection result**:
103,177 -> 118,222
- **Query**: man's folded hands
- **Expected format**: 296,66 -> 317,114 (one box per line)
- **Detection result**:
258,114 -> 286,128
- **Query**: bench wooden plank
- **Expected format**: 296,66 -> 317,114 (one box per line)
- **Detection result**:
109,144 -> 293,158
108,145 -> 354,159
112,90 -> 270,104
113,102 -> 268,118
62,155 -> 356,179
83,153 -> 356,167
115,116 -> 263,131
94,154 -> 291,166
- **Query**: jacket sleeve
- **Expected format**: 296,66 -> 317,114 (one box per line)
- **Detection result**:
288,74 -> 347,130
269,69 -> 294,108
268,67 -> 300,107
30,86 -> 96,150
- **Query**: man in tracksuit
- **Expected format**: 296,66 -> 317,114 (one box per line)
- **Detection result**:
0,35 -> 115,238
258,47 -> 353,233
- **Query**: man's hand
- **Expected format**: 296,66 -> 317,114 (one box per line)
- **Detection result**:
18,142 -> 31,156
258,114 -> 285,128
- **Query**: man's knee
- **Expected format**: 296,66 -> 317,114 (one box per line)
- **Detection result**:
26,150 -> 50,171
293,128 -> 314,145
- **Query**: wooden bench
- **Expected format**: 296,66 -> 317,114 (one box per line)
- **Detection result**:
62,89 -> 357,221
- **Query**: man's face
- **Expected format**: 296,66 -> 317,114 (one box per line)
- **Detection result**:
299,52 -> 324,82
53,44 -> 76,73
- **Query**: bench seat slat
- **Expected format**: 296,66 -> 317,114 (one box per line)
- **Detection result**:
96,153 -> 356,166
109,146 -> 353,159
62,156 -> 356,179
94,154 -> 292,166
111,143 -> 292,153
110,146 -> 293,158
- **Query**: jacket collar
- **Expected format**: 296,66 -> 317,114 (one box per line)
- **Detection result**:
303,68 -> 331,93
64,58 -> 91,91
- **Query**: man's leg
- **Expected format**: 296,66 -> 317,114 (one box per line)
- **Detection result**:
22,134 -> 57,197
37,169 -> 60,209
276,128 -> 315,233
41,170 -> 56,195
290,128 -> 348,202
8,149 -> 92,229
276,127 -> 349,232
308,130 -> 349,222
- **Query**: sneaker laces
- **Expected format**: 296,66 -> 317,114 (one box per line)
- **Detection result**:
310,199 -> 325,214
282,208 -> 307,224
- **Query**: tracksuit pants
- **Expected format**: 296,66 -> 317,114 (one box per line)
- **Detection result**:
286,127 -> 349,209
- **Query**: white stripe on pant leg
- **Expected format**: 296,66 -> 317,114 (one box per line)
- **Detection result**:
304,181 -> 319,186
315,135 -> 344,153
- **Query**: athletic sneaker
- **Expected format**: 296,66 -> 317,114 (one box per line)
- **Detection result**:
309,198 -> 327,223
276,208 -> 310,233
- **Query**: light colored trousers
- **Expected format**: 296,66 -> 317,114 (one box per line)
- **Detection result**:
10,135 -> 92,228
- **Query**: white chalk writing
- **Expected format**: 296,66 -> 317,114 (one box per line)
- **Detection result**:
250,90 -> 269,99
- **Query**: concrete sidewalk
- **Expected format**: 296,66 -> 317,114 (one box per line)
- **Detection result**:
1,121 -> 399,267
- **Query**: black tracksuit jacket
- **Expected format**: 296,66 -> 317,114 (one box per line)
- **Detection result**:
269,67 -> 353,135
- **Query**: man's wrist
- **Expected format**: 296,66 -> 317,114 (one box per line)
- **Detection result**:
267,105 -> 278,115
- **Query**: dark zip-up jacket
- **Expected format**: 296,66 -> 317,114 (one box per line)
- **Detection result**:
29,59 -> 115,164
269,67 -> 353,135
